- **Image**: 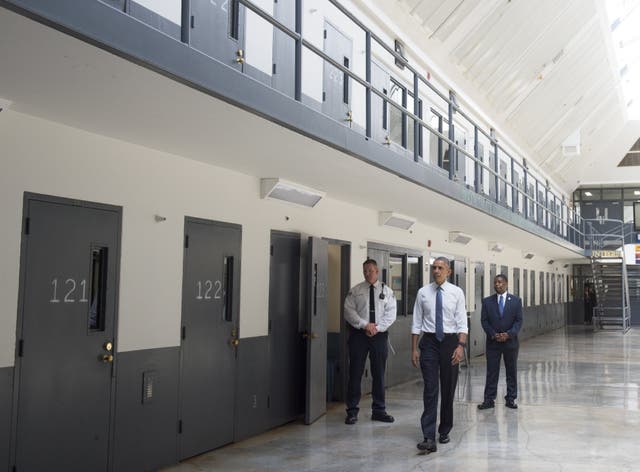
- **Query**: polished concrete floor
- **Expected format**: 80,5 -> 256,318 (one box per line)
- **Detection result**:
163,326 -> 640,471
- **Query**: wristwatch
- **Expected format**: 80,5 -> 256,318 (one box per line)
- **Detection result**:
457,341 -> 466,348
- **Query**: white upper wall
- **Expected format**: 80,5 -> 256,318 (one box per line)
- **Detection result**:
0,109 -> 569,368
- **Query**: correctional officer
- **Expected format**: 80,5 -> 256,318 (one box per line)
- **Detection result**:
344,258 -> 397,425
412,256 -> 468,453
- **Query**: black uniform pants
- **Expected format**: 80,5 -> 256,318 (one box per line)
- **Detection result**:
346,328 -> 388,415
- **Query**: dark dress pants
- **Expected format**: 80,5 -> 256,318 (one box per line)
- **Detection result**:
483,340 -> 518,402
419,333 -> 459,440
346,328 -> 388,415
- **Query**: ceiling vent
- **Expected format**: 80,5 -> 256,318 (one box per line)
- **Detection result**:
522,251 -> 535,260
448,231 -> 472,245
260,178 -> 324,208
379,211 -> 415,230
547,259 -> 555,265
488,241 -> 504,252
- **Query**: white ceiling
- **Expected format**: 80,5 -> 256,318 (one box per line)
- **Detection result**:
0,6 -> 583,260
356,0 -> 640,193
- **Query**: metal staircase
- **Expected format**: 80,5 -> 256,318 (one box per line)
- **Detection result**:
586,219 -> 631,332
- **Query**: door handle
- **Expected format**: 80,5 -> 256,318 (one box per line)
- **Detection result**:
230,338 -> 239,347
302,331 -> 318,340
102,354 -> 114,363
103,341 -> 113,352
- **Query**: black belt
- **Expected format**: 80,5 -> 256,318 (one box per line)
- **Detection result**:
424,332 -> 457,337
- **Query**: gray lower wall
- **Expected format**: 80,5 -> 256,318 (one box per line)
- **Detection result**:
113,347 -> 180,472
0,367 -> 12,472
234,336 -> 270,442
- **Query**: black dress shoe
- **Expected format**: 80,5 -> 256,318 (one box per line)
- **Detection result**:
417,438 -> 437,453
505,400 -> 518,409
371,411 -> 394,423
477,401 -> 495,410
345,414 -> 358,425
438,434 -> 450,444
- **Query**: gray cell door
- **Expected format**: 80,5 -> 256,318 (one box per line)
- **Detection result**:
488,151 -> 497,200
499,159 -> 508,206
268,231 -> 303,428
470,262 -> 484,357
12,194 -> 121,472
323,22 -> 352,125
304,237 -> 328,424
190,0 -> 245,71
371,60 -> 390,144
453,131 -> 466,185
272,0 -> 295,97
179,218 -> 241,459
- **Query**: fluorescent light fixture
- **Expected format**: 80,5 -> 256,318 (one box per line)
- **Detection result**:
448,231 -> 472,245
488,241 -> 504,252
379,211 -> 415,230
584,191 -> 593,197
522,251 -> 535,260
260,178 -> 324,208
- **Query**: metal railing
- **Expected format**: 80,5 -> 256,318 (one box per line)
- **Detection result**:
122,0 -> 588,248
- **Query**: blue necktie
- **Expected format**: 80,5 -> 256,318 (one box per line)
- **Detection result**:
435,286 -> 444,341
498,295 -> 504,318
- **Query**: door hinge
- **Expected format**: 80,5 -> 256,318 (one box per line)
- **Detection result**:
24,217 -> 30,235
267,395 -> 270,408
270,245 -> 273,256
268,319 -> 272,333
181,326 -> 186,340
272,63 -> 277,74
18,339 -> 24,357
190,15 -> 194,28
178,419 -> 183,434
323,29 -> 327,39
184,234 -> 189,249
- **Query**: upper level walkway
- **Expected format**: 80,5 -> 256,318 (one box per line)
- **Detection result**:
164,326 -> 640,471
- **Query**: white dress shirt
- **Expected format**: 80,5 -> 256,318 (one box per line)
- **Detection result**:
412,281 -> 468,335
344,280 -> 397,332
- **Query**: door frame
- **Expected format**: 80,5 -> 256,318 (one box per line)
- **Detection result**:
10,192 -> 122,471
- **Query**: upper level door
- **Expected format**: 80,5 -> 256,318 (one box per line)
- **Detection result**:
323,22 -> 352,125
13,194 -> 121,472
179,218 -> 241,459
190,0 -> 246,71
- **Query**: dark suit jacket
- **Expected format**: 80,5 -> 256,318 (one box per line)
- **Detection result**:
481,293 -> 523,347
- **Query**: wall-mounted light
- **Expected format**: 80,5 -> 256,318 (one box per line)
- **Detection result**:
379,211 -> 415,230
449,231 -> 472,245
522,251 -> 535,259
488,241 -> 504,252
154,214 -> 166,222
260,178 -> 324,208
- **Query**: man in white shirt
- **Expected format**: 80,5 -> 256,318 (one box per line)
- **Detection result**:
411,257 -> 467,453
478,274 -> 523,410
344,259 -> 397,425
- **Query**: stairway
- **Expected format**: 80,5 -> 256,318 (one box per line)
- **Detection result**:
591,257 -> 631,332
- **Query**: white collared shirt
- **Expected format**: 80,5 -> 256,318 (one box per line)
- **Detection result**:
411,281 -> 468,335
344,280 -> 397,332
498,292 -> 508,307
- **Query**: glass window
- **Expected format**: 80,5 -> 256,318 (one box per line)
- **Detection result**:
581,189 -> 601,201
539,272 -> 545,305
389,255 -> 404,315
523,269 -> 528,307
623,188 -> 640,200
602,188 -> 622,200
389,80 -> 405,148
531,270 -> 536,305
407,256 -> 422,314
624,203 -> 634,223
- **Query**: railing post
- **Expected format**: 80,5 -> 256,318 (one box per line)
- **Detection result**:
181,0 -> 190,44
523,161 -> 529,220
474,126 -> 480,194
448,90 -> 456,181
413,73 -> 420,162
510,156 -> 516,212
491,128 -> 499,204
294,0 -> 302,102
365,31 -> 371,139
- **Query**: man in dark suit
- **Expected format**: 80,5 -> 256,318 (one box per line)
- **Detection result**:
478,274 -> 523,410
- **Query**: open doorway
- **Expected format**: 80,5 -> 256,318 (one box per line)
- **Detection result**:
325,241 -> 351,405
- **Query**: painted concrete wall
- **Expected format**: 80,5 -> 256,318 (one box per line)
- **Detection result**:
0,109 -> 569,367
